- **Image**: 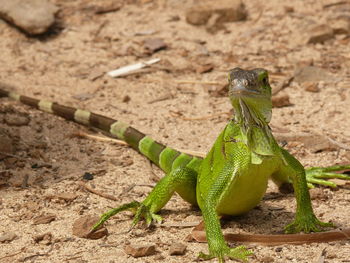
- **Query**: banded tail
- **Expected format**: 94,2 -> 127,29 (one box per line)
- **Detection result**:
0,83 -> 200,173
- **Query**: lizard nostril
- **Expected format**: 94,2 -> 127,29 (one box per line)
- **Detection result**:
232,79 -> 239,85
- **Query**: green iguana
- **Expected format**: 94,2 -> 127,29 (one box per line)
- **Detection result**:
1,68 -> 349,262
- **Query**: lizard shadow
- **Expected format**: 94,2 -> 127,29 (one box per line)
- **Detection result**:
220,193 -> 297,234
155,193 -> 295,235
155,195 -> 295,235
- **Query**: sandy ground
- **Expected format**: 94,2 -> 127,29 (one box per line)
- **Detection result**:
0,0 -> 350,262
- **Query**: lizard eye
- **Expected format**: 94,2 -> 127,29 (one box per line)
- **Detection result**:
262,76 -> 269,86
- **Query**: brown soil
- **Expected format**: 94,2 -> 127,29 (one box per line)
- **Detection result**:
0,0 -> 349,262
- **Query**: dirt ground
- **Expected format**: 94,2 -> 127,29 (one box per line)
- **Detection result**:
0,0 -> 350,262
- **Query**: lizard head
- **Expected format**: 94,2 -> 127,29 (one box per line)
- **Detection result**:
228,68 -> 272,123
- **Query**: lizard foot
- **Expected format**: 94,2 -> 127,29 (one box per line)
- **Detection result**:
92,201 -> 162,231
284,214 -> 334,234
305,165 -> 350,188
131,202 -> 163,228
198,245 -> 253,263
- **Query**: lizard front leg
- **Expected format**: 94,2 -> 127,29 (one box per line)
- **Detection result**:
199,201 -> 252,263
274,148 -> 334,234
197,164 -> 253,262
271,150 -> 350,189
93,167 -> 197,230
305,165 -> 350,188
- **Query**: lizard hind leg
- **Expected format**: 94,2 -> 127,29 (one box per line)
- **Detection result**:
92,201 -> 141,230
93,166 -> 198,231
92,200 -> 163,231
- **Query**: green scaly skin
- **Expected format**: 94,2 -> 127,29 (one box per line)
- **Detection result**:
0,70 -> 349,262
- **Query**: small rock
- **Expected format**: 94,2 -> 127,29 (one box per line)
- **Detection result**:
88,68 -> 105,81
275,247 -> 283,252
184,233 -> 195,242
0,133 -> 14,159
0,232 -> 17,243
0,0 -> 59,35
33,232 -> 53,245
83,172 -> 94,180
186,8 -> 211,26
284,6 -> 294,13
306,24 -> 334,44
25,201 -> 40,212
124,244 -> 156,258
154,254 -> 165,260
169,242 -> 187,256
196,63 -> 214,74
168,15 -> 180,22
111,156 -> 134,167
122,95 -> 131,103
260,256 -> 274,263
4,113 -> 30,126
32,214 -> 56,225
302,82 -> 320,92
144,38 -> 167,54
72,215 -> 108,239
294,66 -> 332,83
330,18 -> 350,35
299,135 -> 336,153
185,0 -> 247,29
4,157 -> 18,168
327,252 -> 338,259
92,2 -> 121,15
272,95 -> 292,108
55,192 -> 77,202
31,140 -> 48,150
277,133 -> 337,153
72,93 -> 94,101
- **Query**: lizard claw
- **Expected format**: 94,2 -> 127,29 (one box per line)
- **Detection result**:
198,245 -> 253,262
305,165 -> 350,188
92,201 -> 162,231
285,214 -> 334,234
131,203 -> 163,228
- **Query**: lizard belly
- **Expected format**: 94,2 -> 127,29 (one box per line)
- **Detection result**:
216,162 -> 272,216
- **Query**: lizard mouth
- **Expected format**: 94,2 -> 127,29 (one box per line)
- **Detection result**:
229,84 -> 260,98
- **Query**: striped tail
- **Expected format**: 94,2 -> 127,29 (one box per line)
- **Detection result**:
0,84 -> 199,173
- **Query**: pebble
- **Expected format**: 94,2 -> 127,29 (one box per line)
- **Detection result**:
185,0 -> 247,32
124,243 -> 156,258
302,82 -> 320,92
0,132 -> 14,159
32,214 -> 56,225
306,24 -> 334,44
72,215 -> 108,239
4,113 -> 30,126
169,242 -> 187,256
260,256 -> 274,263
0,0 -> 59,35
0,232 -> 17,243
294,66 -> 332,83
144,38 -> 167,54
272,95 -> 292,108
330,18 -> 350,35
33,232 -> 53,245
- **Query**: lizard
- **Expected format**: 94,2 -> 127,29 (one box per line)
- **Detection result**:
0,68 -> 349,262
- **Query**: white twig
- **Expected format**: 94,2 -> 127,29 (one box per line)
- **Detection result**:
107,58 -> 161,78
